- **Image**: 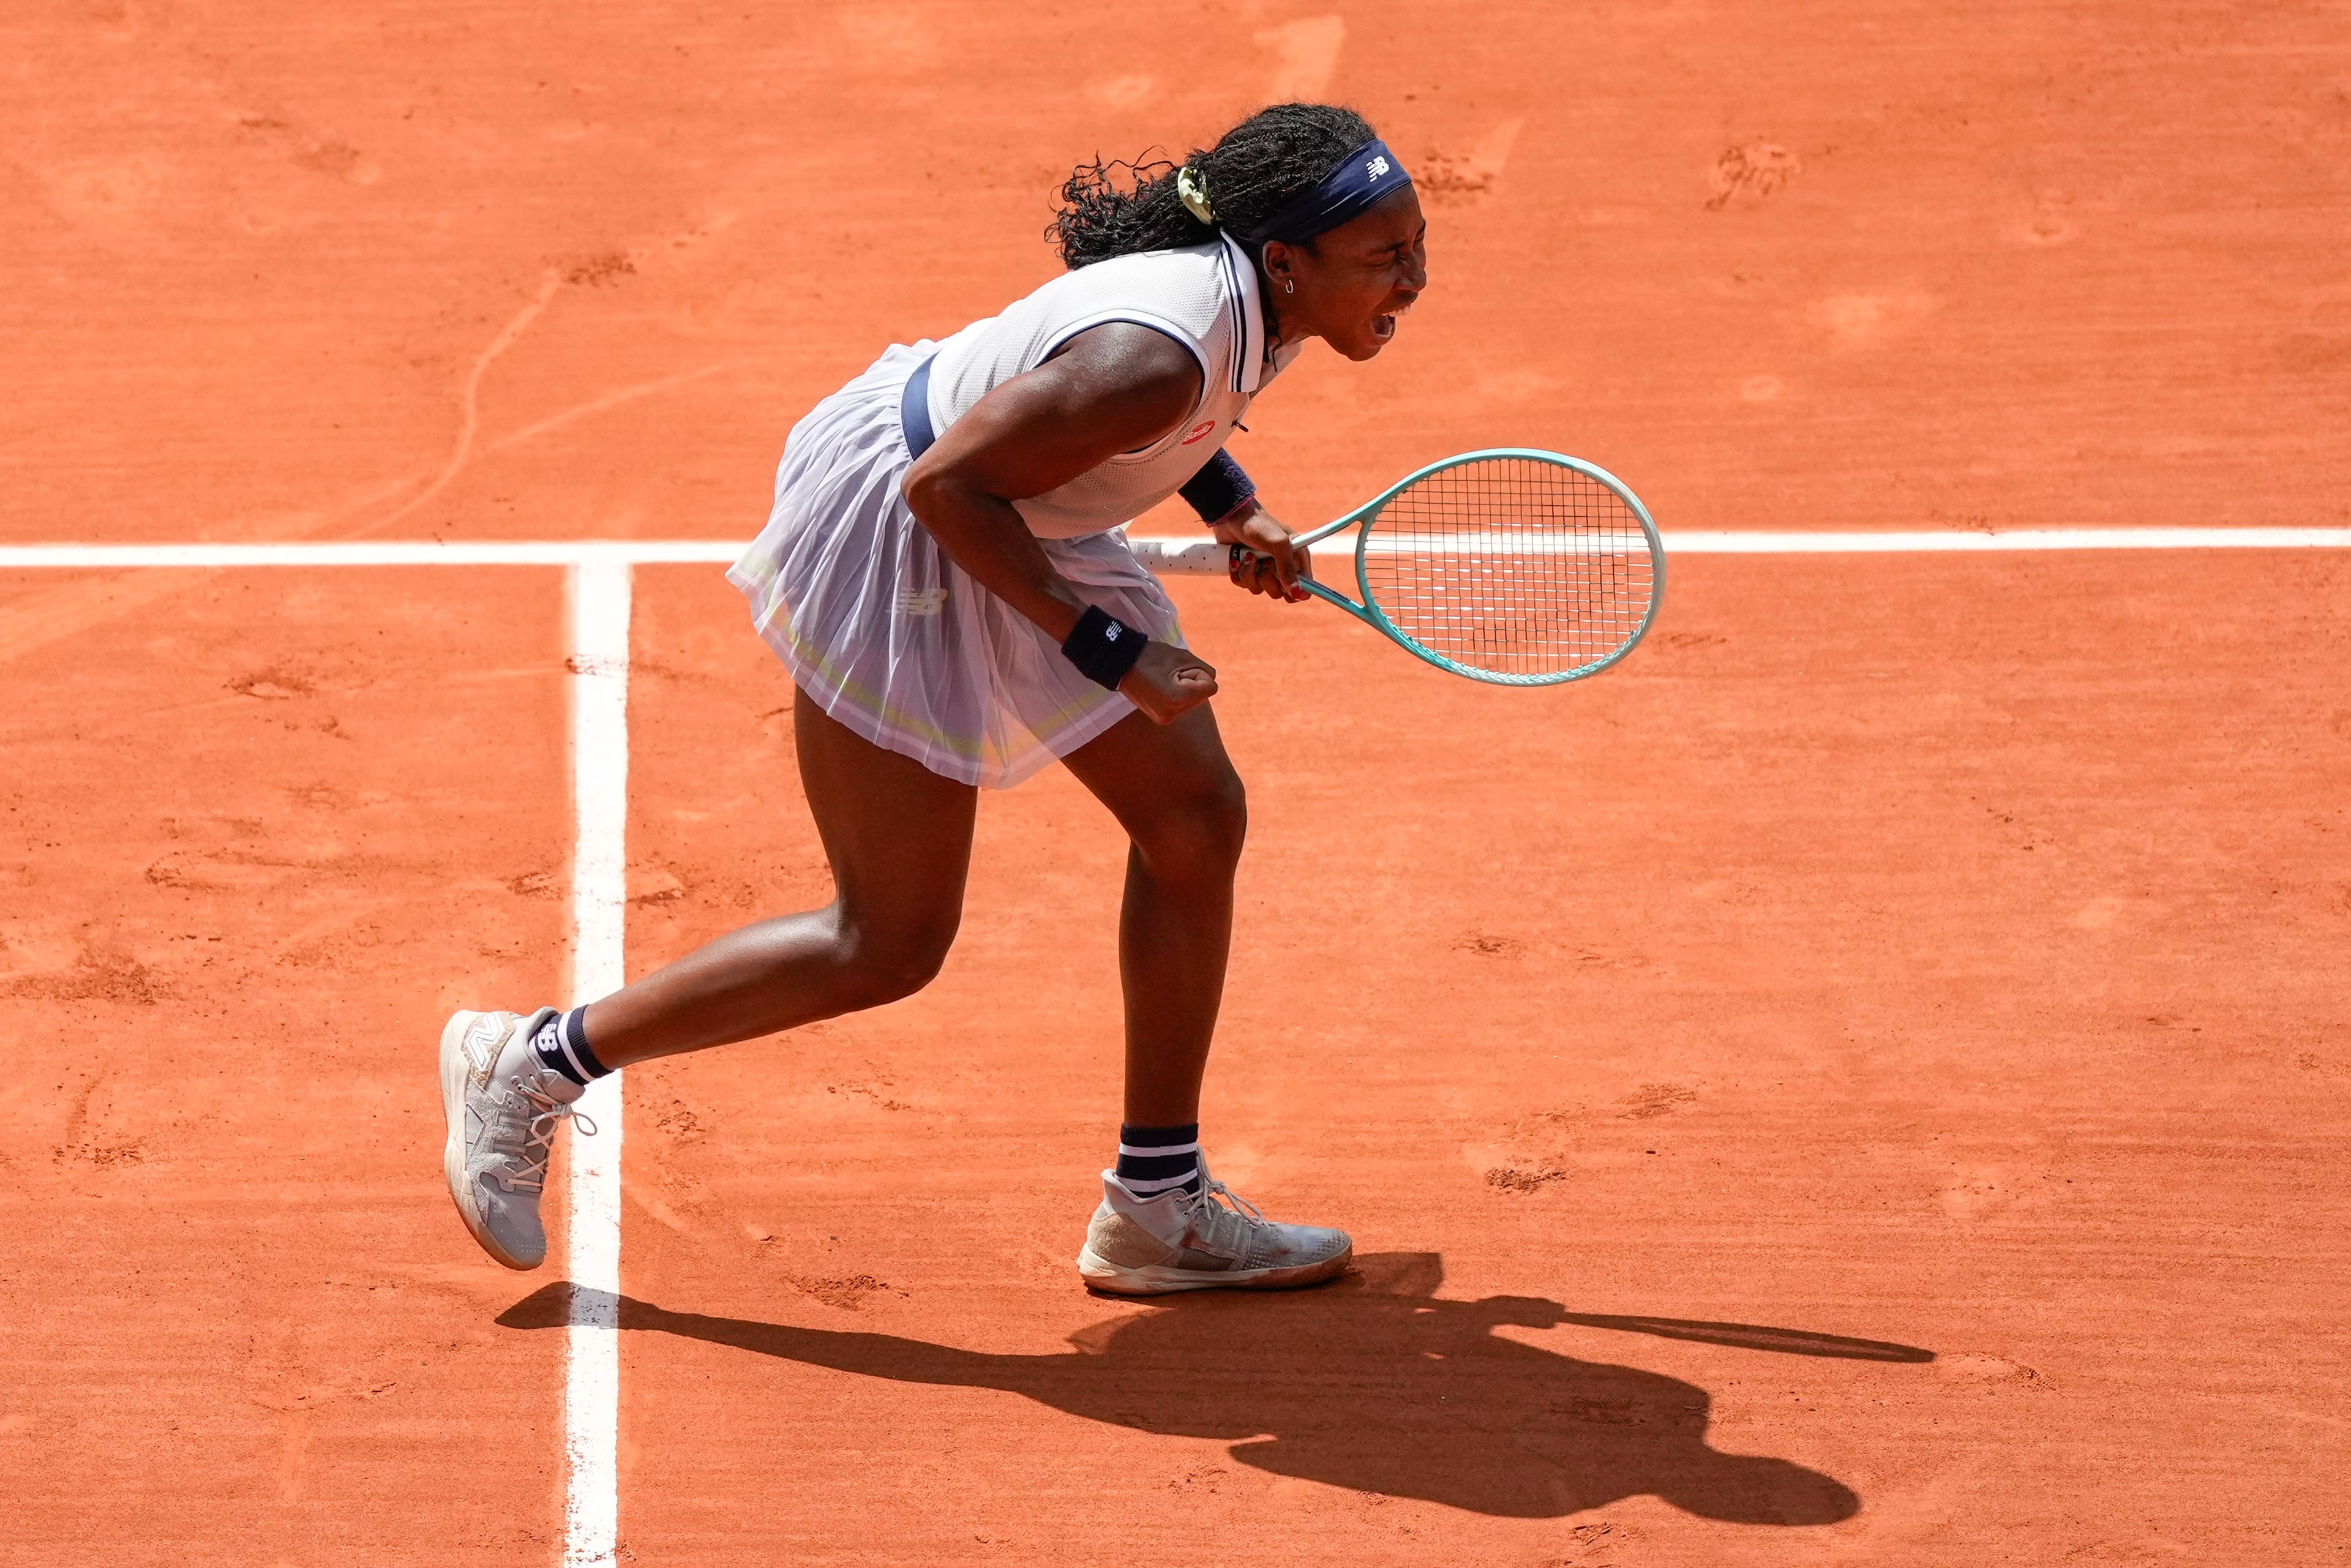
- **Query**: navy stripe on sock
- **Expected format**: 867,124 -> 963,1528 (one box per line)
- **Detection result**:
562,1007 -> 610,1079
1117,1122 -> 1201,1196
533,1007 -> 610,1086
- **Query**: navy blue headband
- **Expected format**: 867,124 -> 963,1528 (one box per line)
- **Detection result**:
1236,138 -> 1414,247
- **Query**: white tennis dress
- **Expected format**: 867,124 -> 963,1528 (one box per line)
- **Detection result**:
729,234 -> 1295,788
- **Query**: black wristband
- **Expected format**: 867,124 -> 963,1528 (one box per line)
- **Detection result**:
1060,604 -> 1149,692
1178,449 -> 1256,527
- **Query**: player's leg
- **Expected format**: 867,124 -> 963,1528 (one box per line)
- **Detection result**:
440,688 -> 976,1269
1059,702 -> 1245,1127
1059,703 -> 1352,1295
580,688 -> 978,1065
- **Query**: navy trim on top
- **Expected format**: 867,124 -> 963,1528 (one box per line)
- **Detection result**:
1217,244 -> 1248,394
900,353 -> 937,459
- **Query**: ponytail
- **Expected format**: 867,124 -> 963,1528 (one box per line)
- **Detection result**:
1048,102 -> 1378,269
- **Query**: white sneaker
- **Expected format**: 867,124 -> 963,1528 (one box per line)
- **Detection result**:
1076,1159 -> 1353,1296
438,1008 -> 593,1270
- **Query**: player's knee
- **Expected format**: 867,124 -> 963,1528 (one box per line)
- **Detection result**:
838,916 -> 958,1007
1136,770 -> 1248,883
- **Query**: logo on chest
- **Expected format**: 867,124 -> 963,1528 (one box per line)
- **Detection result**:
1180,420 -> 1218,446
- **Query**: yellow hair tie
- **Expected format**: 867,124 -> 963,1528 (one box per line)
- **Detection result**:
1176,166 -> 1216,225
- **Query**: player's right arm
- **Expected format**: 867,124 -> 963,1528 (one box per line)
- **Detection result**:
1212,500 -> 1312,601
902,323 -> 1218,722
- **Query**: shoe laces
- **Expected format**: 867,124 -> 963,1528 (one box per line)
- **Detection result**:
1187,1174 -> 1271,1253
492,1072 -> 596,1195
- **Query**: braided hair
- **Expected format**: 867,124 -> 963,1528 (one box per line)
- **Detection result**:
1048,102 -> 1378,269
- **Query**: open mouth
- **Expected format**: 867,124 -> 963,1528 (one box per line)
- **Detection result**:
1370,296 -> 1418,342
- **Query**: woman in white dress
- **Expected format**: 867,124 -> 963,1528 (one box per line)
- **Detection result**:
440,102 -> 1428,1295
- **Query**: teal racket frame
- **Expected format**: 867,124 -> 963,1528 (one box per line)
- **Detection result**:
1129,446 -> 1667,686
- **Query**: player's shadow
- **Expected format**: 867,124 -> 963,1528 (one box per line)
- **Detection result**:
502,1252 -> 1930,1522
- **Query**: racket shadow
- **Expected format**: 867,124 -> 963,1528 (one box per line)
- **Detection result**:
503,1252 -> 1918,1524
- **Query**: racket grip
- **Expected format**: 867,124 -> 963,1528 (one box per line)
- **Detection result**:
1124,536 -> 1235,575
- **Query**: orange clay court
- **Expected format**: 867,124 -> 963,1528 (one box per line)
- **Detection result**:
6,2 -> 2350,1564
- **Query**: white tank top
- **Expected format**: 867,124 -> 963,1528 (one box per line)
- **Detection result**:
920,235 -> 1297,539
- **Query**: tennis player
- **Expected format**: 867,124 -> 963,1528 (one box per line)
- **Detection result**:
440,103 -> 1427,1294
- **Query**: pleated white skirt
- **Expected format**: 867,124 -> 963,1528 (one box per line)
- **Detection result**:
728,342 -> 1182,789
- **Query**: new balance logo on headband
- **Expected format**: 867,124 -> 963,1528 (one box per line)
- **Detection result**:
1239,137 -> 1411,246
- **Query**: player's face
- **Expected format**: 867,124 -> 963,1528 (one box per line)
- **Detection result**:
1267,188 -> 1428,362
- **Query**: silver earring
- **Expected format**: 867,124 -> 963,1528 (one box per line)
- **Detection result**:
1284,279 -> 1295,294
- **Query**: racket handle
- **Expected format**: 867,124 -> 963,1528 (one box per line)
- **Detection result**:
1125,536 -> 1234,575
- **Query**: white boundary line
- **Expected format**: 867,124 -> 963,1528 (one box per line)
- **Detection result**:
2,527 -> 2350,571
7,517 -> 2339,1559
564,562 -> 629,1567
1657,528 -> 2351,553
0,541 -> 742,567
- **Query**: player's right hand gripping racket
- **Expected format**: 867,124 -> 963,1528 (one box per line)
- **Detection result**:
1126,449 -> 1663,686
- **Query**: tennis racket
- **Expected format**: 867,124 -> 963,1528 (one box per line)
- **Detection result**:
1125,448 -> 1664,686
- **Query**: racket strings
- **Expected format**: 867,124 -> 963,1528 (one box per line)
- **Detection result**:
1360,456 -> 1656,682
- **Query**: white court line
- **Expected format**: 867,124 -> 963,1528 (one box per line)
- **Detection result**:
4,517 -> 2339,1559
0,540 -> 741,568
1658,527 -> 2351,553
564,562 -> 629,1567
3,527 -> 2351,571
1140,527 -> 2351,565
0,516 -> 2331,1561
